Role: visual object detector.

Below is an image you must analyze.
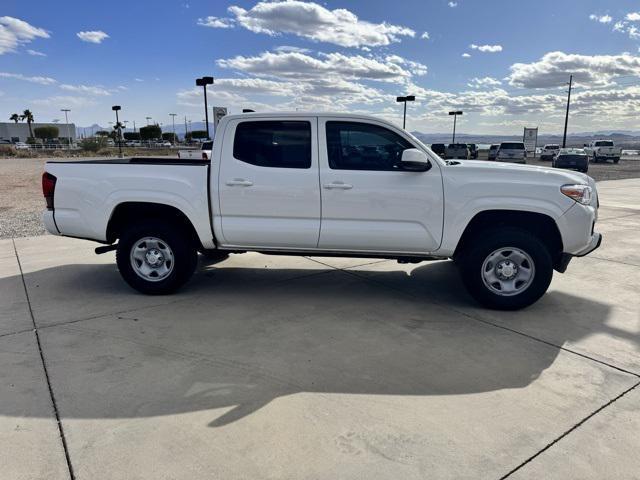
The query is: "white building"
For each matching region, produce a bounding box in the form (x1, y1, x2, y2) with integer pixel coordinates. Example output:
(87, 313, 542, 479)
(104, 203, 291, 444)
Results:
(0, 122, 76, 143)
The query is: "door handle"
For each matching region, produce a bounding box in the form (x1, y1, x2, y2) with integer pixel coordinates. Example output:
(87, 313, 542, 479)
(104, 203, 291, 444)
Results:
(226, 179, 253, 187)
(323, 182, 353, 190)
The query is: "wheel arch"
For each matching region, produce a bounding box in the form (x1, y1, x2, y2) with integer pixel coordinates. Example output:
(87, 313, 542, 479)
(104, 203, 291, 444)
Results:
(453, 210, 564, 268)
(106, 202, 203, 249)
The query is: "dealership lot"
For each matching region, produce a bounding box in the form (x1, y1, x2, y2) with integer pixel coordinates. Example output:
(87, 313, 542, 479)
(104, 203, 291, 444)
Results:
(1, 178, 639, 479)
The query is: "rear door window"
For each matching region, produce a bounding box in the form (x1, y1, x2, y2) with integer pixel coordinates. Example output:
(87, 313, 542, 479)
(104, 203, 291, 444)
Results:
(233, 121, 312, 169)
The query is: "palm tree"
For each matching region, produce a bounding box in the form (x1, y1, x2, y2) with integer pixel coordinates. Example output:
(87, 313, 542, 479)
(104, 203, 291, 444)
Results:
(112, 121, 124, 144)
(20, 109, 35, 138)
(9, 113, 20, 123)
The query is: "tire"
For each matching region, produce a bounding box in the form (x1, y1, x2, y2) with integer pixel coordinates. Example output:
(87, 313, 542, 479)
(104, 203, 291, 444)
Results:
(116, 219, 198, 295)
(457, 228, 553, 310)
(613, 157, 620, 164)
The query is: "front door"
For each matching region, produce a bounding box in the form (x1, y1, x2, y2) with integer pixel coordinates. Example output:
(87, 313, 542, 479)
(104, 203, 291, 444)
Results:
(318, 119, 444, 253)
(218, 117, 321, 248)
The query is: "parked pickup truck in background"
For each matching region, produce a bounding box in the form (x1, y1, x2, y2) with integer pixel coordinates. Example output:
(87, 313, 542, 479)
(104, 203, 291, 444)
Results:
(42, 112, 602, 310)
(178, 140, 213, 160)
(584, 140, 621, 164)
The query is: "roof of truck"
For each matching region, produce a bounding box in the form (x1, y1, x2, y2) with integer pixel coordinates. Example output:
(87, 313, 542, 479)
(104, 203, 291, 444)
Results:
(223, 112, 392, 122)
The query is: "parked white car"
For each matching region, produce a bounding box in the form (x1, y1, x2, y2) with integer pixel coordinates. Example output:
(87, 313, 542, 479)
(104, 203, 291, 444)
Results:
(496, 142, 526, 164)
(540, 144, 560, 161)
(178, 141, 213, 160)
(584, 140, 622, 164)
(445, 143, 470, 160)
(42, 112, 601, 310)
(14, 142, 30, 150)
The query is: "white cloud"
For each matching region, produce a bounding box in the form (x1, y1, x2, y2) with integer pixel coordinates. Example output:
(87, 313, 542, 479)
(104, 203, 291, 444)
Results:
(76, 30, 109, 44)
(273, 45, 311, 53)
(0, 16, 49, 54)
(26, 49, 46, 56)
(421, 31, 430, 40)
(60, 84, 111, 96)
(0, 71, 56, 85)
(461, 53, 471, 58)
(613, 19, 640, 39)
(468, 76, 502, 88)
(197, 16, 235, 28)
(626, 12, 640, 22)
(218, 1, 415, 48)
(134, 78, 144, 82)
(507, 51, 640, 88)
(217, 50, 415, 82)
(448, 2, 458, 7)
(32, 95, 98, 108)
(470, 43, 503, 53)
(589, 14, 612, 24)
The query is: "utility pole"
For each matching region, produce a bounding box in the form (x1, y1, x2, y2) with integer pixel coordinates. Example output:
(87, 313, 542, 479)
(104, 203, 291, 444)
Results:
(562, 74, 573, 148)
(61, 109, 71, 150)
(169, 113, 177, 144)
(184, 116, 188, 141)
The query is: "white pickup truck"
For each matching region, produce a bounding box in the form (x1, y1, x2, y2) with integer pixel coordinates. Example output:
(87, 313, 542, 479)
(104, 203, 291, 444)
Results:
(42, 113, 601, 310)
(177, 141, 213, 160)
(584, 140, 621, 164)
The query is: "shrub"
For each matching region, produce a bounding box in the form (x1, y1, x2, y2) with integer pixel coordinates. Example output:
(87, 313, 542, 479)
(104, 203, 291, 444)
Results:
(0, 145, 16, 157)
(80, 137, 107, 152)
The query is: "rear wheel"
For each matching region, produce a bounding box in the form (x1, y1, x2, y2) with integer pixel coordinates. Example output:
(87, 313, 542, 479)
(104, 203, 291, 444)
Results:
(613, 157, 620, 164)
(457, 228, 553, 310)
(116, 220, 197, 294)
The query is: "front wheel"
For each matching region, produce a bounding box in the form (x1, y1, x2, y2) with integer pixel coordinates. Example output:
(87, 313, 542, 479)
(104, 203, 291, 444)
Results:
(457, 228, 553, 310)
(116, 220, 198, 295)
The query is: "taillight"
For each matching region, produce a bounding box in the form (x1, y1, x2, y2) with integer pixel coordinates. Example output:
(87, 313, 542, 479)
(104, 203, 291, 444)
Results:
(42, 172, 57, 210)
(202, 151, 208, 160)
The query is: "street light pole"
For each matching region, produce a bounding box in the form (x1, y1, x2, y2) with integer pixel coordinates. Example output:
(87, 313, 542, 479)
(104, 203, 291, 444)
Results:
(562, 74, 573, 148)
(195, 76, 214, 139)
(396, 95, 415, 129)
(146, 117, 152, 126)
(61, 109, 71, 150)
(169, 113, 177, 145)
(112, 105, 123, 158)
(448, 111, 463, 143)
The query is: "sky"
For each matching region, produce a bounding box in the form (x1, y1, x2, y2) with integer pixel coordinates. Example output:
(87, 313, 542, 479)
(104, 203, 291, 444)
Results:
(1, 0, 640, 134)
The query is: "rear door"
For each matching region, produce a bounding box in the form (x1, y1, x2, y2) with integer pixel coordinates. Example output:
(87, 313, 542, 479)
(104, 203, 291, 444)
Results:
(218, 117, 321, 248)
(317, 118, 444, 253)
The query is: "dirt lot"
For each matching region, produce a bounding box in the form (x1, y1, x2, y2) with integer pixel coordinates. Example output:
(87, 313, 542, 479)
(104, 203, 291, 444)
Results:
(1, 154, 639, 239)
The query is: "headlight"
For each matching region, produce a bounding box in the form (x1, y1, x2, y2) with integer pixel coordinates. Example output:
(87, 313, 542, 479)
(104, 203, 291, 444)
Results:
(561, 184, 592, 205)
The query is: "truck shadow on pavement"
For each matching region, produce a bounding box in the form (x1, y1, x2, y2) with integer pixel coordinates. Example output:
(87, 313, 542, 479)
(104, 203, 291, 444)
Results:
(2, 257, 630, 428)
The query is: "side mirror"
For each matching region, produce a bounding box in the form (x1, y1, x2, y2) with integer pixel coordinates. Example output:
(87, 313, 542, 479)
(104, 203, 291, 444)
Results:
(401, 148, 432, 172)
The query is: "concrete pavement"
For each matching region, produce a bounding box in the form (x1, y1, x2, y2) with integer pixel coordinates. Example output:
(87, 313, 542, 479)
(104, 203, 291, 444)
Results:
(1, 179, 639, 479)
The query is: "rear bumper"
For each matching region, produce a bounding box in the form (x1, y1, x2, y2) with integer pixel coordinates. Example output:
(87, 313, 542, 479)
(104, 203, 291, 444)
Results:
(42, 210, 59, 235)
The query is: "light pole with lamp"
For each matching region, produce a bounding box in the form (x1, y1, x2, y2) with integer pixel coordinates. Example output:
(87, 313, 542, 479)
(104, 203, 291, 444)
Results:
(169, 113, 177, 145)
(61, 108, 71, 150)
(449, 111, 463, 143)
(112, 105, 123, 158)
(195, 76, 214, 139)
(396, 95, 415, 130)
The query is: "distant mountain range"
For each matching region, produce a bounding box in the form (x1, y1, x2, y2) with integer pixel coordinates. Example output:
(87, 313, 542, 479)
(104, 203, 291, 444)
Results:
(76, 122, 213, 139)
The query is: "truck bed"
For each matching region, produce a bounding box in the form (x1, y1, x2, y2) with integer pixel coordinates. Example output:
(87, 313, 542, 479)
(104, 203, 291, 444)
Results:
(48, 157, 210, 166)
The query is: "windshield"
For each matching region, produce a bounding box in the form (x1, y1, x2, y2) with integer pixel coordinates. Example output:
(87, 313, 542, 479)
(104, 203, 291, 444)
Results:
(544, 145, 559, 150)
(595, 141, 614, 147)
(500, 143, 525, 150)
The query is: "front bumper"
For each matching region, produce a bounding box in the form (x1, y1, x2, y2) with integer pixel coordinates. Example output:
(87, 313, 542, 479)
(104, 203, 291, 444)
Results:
(556, 233, 602, 273)
(575, 232, 602, 257)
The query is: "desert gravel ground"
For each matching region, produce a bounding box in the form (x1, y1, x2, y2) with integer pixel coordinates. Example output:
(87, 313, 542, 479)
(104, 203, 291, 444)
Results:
(1, 154, 639, 239)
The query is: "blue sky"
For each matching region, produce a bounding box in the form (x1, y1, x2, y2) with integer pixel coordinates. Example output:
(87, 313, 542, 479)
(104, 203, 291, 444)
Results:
(1, 0, 640, 133)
